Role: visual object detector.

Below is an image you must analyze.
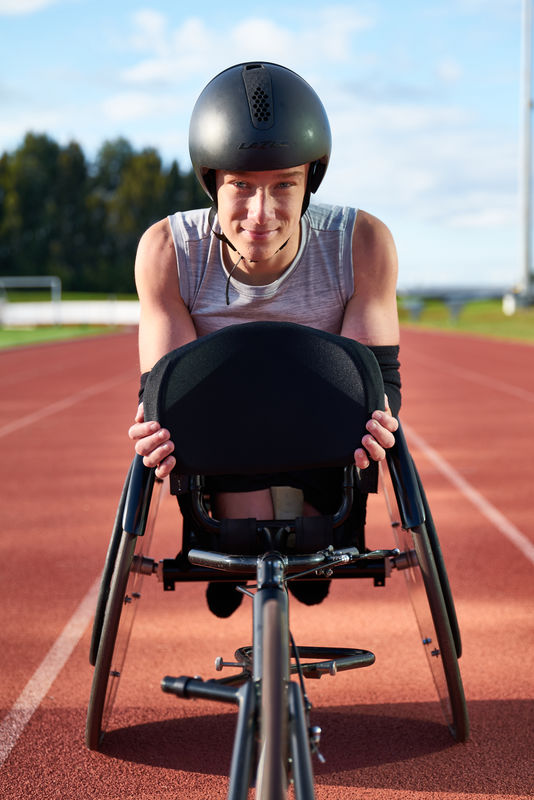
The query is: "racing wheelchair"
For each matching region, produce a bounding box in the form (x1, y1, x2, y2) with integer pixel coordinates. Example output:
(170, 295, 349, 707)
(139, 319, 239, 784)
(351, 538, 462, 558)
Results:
(85, 321, 469, 798)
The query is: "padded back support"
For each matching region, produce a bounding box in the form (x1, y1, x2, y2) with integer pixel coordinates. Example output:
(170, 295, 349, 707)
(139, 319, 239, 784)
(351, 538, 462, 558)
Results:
(143, 322, 384, 476)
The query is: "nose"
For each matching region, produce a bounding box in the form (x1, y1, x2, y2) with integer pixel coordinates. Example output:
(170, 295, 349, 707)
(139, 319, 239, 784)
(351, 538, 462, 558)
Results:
(247, 188, 274, 224)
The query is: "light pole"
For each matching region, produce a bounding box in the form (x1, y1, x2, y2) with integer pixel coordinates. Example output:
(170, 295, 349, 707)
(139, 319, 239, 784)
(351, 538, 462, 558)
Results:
(520, 0, 534, 301)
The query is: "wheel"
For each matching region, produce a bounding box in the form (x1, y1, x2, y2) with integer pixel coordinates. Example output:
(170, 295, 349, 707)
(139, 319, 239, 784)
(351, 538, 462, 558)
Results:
(403, 523, 469, 742)
(85, 477, 162, 750)
(255, 596, 290, 799)
(86, 529, 138, 749)
(89, 461, 134, 666)
(413, 463, 462, 658)
(380, 464, 469, 742)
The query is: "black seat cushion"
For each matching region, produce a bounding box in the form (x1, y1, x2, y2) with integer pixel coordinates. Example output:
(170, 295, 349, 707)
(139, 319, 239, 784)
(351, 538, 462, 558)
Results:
(143, 322, 384, 476)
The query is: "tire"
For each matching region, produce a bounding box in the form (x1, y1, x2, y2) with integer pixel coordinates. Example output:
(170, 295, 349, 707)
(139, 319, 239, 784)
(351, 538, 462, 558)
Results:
(409, 524, 470, 742)
(89, 461, 134, 666)
(85, 529, 138, 750)
(85, 475, 162, 750)
(256, 596, 290, 799)
(413, 461, 462, 658)
(380, 462, 469, 742)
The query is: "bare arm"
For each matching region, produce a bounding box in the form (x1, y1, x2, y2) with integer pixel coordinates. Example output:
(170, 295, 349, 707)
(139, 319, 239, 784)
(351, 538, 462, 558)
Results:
(341, 210, 400, 468)
(136, 218, 197, 370)
(129, 218, 197, 478)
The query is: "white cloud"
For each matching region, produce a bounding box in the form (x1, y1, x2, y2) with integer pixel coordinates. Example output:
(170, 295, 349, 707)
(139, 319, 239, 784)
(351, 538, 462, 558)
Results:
(120, 9, 374, 89)
(436, 58, 463, 83)
(130, 9, 167, 52)
(0, 109, 62, 139)
(101, 91, 182, 122)
(111, 9, 518, 243)
(320, 84, 518, 239)
(448, 206, 515, 228)
(0, 0, 59, 13)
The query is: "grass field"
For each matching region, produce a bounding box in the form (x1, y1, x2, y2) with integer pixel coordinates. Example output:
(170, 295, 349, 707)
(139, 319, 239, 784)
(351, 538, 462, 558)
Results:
(0, 295, 533, 348)
(398, 298, 534, 343)
(0, 324, 126, 348)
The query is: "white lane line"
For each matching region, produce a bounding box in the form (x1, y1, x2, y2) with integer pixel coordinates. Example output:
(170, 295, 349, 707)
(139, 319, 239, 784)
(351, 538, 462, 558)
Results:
(403, 349, 534, 404)
(0, 371, 135, 439)
(0, 575, 100, 767)
(403, 422, 534, 567)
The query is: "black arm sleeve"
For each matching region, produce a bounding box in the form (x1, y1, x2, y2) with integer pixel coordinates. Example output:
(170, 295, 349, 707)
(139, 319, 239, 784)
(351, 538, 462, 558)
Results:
(366, 345, 401, 417)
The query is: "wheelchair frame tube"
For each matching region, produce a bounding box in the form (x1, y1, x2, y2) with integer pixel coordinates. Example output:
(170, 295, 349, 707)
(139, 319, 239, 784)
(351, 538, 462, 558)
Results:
(227, 682, 257, 800)
(187, 466, 356, 534)
(289, 682, 316, 800)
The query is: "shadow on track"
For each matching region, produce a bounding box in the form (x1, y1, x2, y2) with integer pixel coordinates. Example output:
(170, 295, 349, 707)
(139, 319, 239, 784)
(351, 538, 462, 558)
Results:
(99, 699, 533, 796)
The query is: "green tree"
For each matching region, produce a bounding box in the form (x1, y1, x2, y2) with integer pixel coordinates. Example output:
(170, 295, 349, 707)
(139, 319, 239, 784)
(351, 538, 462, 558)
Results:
(105, 147, 167, 292)
(49, 141, 90, 288)
(93, 137, 134, 194)
(0, 133, 61, 277)
(0, 133, 209, 292)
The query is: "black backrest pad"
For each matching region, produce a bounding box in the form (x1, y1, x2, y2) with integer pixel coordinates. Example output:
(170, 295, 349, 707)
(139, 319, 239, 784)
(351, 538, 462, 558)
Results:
(143, 322, 384, 475)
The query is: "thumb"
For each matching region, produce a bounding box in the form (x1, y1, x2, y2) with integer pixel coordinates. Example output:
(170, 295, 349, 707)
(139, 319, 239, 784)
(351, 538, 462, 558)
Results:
(135, 402, 145, 423)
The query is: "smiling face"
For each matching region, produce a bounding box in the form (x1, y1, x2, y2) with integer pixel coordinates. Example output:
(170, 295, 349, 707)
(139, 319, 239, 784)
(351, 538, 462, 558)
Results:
(215, 165, 309, 279)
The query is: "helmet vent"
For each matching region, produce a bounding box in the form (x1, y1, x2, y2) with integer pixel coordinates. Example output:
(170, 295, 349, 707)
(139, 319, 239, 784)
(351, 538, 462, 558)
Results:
(242, 65, 274, 130)
(251, 87, 271, 123)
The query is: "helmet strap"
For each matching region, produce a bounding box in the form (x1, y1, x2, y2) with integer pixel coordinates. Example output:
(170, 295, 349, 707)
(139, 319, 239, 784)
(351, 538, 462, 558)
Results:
(225, 255, 243, 304)
(208, 205, 238, 252)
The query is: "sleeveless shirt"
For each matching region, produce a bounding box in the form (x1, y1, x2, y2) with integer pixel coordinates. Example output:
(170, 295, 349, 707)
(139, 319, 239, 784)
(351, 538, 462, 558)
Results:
(167, 203, 357, 338)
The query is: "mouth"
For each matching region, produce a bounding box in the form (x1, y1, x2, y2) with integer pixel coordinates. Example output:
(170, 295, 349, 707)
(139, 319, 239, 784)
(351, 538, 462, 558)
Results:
(240, 227, 278, 240)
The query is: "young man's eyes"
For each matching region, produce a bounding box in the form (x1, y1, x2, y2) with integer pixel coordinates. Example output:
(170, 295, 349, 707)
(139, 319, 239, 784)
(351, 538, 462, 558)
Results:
(231, 180, 295, 191)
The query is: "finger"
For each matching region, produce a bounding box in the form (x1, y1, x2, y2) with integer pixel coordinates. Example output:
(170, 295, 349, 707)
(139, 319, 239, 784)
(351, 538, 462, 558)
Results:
(360, 433, 387, 463)
(128, 420, 161, 442)
(354, 447, 370, 470)
(371, 409, 398, 432)
(155, 454, 176, 479)
(134, 402, 145, 424)
(134, 427, 172, 457)
(366, 417, 396, 448)
(140, 438, 175, 468)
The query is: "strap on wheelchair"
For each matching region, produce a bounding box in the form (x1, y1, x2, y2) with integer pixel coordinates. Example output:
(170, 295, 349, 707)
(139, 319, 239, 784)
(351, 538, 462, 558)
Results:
(220, 518, 264, 555)
(215, 516, 334, 556)
(293, 516, 334, 552)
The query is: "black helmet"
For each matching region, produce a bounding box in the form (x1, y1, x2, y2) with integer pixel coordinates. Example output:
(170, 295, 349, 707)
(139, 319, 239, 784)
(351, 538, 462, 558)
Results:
(189, 62, 331, 212)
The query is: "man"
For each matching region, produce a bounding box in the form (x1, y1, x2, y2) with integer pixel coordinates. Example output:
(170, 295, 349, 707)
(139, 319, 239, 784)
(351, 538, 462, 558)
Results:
(128, 62, 400, 615)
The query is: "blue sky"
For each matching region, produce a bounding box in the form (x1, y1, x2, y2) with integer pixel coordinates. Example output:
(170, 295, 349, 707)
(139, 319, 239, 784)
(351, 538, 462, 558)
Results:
(0, 0, 526, 289)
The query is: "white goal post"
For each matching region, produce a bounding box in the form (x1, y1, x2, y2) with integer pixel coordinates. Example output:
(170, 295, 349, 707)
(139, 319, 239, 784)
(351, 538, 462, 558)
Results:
(0, 276, 62, 302)
(0, 276, 62, 326)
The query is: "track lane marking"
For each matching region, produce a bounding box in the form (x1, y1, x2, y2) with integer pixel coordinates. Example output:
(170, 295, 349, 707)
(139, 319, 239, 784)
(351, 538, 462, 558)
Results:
(402, 349, 534, 404)
(0, 576, 100, 767)
(0, 371, 135, 439)
(404, 423, 534, 566)
(2, 416, 532, 769)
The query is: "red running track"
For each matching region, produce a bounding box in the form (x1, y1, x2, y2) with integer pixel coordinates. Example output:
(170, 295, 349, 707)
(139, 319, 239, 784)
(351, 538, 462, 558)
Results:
(0, 327, 533, 799)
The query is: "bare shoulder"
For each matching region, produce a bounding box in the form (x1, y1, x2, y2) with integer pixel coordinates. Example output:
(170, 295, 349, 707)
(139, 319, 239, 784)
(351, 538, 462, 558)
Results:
(135, 218, 179, 300)
(353, 209, 398, 287)
(136, 218, 176, 276)
(135, 218, 197, 367)
(341, 209, 399, 345)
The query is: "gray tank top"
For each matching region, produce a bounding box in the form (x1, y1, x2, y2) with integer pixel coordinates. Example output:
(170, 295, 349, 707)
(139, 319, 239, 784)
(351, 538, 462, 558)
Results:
(167, 203, 357, 337)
